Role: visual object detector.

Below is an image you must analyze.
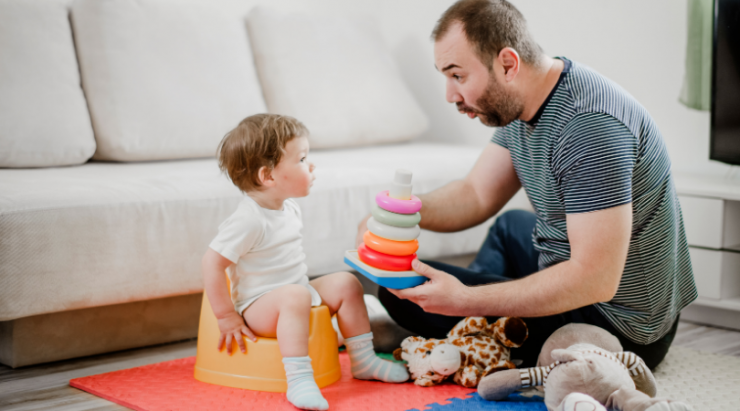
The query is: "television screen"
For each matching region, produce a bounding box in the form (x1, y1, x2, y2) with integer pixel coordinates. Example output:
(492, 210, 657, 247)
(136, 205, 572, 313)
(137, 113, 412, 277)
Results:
(710, 0, 740, 165)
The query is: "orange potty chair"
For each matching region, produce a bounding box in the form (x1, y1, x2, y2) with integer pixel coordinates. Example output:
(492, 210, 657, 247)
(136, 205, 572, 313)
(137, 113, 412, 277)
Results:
(194, 288, 341, 392)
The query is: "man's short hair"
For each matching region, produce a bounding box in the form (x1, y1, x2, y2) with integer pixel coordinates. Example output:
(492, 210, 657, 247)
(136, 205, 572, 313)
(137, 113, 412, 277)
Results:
(218, 113, 308, 193)
(432, 0, 543, 69)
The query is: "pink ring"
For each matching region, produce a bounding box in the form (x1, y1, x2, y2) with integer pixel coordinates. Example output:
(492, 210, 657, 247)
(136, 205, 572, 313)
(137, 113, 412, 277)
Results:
(375, 190, 422, 214)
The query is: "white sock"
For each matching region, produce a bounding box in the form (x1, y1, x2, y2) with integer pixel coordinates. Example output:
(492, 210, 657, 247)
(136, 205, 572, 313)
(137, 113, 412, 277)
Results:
(282, 356, 328, 411)
(344, 332, 409, 383)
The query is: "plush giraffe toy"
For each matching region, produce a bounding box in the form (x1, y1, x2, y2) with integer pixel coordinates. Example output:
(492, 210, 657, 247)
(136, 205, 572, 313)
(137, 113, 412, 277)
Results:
(393, 316, 528, 387)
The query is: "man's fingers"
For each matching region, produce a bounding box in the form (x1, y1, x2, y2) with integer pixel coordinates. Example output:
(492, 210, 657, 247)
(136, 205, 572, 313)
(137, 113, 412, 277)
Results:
(411, 259, 439, 278)
(387, 286, 421, 304)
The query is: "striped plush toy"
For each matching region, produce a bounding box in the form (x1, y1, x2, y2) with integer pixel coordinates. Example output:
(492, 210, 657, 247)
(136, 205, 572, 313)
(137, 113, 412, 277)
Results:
(478, 324, 692, 411)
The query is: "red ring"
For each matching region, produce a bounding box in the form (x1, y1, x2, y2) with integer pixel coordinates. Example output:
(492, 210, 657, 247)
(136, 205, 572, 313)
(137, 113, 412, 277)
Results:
(358, 244, 416, 271)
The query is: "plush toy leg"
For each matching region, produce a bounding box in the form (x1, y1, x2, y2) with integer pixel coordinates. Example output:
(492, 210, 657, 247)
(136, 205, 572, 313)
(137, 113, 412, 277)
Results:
(555, 393, 607, 411)
(477, 368, 524, 401)
(483, 359, 517, 376)
(605, 388, 693, 411)
(614, 352, 658, 398)
(479, 363, 554, 401)
(453, 365, 481, 388)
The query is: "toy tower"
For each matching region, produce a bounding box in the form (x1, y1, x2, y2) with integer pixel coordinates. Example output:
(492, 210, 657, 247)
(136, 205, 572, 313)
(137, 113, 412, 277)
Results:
(344, 170, 426, 289)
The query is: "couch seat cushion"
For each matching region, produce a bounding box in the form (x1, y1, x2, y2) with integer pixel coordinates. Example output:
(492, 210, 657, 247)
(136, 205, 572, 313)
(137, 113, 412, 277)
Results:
(0, 143, 525, 321)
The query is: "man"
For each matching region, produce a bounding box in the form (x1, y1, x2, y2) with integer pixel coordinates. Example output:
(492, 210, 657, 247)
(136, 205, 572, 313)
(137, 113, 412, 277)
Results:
(357, 0, 696, 369)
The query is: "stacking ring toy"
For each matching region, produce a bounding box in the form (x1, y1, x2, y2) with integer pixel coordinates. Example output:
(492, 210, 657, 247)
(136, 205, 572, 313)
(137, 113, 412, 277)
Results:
(358, 244, 416, 271)
(375, 191, 422, 214)
(363, 231, 419, 256)
(367, 217, 420, 242)
(371, 204, 421, 228)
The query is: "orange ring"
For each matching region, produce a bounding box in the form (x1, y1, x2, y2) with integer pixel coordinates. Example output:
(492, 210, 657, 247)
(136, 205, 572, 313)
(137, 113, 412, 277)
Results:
(358, 244, 416, 271)
(363, 231, 418, 256)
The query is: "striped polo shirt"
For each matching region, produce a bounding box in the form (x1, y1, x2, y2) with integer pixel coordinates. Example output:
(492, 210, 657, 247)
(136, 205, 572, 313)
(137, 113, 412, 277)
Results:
(492, 58, 697, 344)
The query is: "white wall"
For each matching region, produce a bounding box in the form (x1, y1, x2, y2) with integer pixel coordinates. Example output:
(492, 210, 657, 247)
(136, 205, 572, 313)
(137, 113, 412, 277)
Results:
(228, 0, 732, 175)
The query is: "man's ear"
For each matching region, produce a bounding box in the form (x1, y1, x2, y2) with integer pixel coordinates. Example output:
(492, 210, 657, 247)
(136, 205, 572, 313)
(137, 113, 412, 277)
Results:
(258, 166, 275, 187)
(497, 47, 520, 81)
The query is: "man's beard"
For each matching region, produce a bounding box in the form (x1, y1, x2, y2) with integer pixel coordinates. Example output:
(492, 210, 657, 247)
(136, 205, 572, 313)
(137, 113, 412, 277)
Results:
(458, 74, 523, 127)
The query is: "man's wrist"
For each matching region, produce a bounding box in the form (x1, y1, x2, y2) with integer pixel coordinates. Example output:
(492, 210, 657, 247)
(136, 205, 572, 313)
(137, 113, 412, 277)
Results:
(454, 283, 478, 316)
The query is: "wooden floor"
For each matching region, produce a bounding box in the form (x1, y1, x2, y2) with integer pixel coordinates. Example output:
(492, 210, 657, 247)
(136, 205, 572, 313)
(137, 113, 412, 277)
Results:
(0, 320, 738, 410)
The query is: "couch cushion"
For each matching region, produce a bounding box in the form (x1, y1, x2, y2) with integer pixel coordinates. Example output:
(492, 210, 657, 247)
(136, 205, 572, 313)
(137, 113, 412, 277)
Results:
(246, 7, 428, 149)
(0, 143, 531, 321)
(0, 0, 96, 168)
(71, 0, 266, 161)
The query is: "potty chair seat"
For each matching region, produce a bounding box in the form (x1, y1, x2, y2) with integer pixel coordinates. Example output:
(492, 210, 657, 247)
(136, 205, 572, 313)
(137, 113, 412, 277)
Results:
(194, 289, 341, 392)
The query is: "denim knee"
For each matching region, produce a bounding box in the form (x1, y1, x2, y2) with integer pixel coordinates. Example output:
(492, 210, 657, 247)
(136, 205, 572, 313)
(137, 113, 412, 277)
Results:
(489, 209, 535, 237)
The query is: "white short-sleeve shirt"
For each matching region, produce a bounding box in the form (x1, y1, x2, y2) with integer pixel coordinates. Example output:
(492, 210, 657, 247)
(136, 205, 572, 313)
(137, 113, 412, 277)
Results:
(209, 196, 321, 314)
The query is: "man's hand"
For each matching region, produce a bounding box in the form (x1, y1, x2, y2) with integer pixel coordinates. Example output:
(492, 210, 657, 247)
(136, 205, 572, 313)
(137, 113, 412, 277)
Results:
(387, 259, 472, 316)
(356, 214, 371, 248)
(216, 310, 257, 354)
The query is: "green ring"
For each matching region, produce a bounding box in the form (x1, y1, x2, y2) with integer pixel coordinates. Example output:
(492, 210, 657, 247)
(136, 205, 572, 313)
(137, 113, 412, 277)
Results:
(371, 204, 421, 227)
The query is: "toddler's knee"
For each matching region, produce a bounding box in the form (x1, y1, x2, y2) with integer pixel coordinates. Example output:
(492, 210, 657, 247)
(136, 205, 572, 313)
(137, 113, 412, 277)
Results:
(333, 272, 363, 295)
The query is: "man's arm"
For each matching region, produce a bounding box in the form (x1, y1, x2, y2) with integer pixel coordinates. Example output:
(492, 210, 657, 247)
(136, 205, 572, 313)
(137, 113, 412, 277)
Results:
(417, 143, 521, 232)
(389, 203, 632, 317)
(356, 143, 520, 245)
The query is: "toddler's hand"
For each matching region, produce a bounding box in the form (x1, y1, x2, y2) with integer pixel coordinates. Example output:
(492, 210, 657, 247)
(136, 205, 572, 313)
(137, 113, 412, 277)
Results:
(216, 311, 257, 354)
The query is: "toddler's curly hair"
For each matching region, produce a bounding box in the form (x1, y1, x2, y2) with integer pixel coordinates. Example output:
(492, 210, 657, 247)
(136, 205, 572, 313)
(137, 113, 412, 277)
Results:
(218, 114, 308, 193)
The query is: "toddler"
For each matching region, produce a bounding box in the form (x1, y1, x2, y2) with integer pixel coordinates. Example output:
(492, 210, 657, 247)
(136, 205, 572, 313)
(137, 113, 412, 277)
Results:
(202, 114, 409, 410)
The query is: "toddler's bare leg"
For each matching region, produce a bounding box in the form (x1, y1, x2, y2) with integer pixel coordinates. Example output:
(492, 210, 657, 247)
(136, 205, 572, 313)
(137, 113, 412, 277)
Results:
(310, 272, 370, 338)
(243, 284, 312, 357)
(311, 272, 409, 383)
(244, 285, 327, 410)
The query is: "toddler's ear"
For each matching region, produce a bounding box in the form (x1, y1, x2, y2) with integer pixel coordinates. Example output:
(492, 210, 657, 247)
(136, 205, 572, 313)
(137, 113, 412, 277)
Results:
(258, 166, 275, 187)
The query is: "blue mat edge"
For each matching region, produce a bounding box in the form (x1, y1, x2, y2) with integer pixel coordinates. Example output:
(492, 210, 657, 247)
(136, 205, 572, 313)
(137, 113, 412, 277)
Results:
(410, 392, 546, 411)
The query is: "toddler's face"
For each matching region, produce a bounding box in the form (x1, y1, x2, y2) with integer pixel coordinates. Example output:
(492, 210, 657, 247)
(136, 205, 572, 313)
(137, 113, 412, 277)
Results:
(272, 135, 315, 198)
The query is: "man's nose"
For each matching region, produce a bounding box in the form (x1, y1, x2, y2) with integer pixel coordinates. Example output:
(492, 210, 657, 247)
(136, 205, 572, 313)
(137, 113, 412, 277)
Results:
(446, 81, 462, 104)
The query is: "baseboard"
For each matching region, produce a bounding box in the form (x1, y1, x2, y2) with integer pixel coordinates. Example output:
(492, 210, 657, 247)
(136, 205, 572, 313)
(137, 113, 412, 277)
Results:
(0, 293, 202, 368)
(680, 303, 740, 331)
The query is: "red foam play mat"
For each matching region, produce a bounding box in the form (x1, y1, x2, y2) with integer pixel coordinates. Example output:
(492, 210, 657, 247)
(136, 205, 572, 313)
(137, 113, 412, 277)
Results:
(70, 352, 475, 411)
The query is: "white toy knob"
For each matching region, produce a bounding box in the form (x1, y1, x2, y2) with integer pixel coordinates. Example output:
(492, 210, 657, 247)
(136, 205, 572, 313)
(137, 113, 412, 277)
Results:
(430, 344, 461, 376)
(389, 169, 413, 200)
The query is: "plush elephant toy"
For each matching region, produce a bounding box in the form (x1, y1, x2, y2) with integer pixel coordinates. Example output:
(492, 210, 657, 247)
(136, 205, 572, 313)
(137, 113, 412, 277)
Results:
(393, 316, 528, 387)
(478, 323, 692, 411)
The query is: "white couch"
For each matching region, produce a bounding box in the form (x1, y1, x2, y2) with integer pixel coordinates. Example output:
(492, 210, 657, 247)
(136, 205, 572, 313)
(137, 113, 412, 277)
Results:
(0, 0, 529, 367)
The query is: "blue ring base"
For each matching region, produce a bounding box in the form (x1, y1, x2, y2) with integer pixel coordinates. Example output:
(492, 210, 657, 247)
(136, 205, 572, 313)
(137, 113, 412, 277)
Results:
(344, 256, 427, 289)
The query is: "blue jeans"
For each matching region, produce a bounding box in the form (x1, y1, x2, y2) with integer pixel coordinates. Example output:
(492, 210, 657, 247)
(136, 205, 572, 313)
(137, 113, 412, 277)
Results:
(378, 210, 677, 369)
